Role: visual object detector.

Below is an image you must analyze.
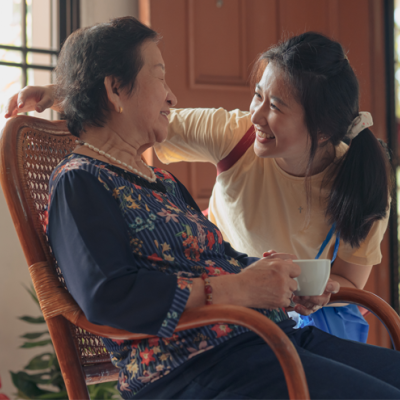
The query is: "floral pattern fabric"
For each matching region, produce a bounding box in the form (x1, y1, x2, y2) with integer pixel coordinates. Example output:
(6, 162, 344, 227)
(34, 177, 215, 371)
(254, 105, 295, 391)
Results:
(47, 154, 288, 397)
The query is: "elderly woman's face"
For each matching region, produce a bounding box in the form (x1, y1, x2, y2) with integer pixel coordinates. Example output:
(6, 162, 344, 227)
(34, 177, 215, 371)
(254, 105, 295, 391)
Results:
(121, 41, 177, 144)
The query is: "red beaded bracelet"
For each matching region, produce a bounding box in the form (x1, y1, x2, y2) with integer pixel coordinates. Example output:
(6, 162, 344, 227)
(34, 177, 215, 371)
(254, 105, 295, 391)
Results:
(201, 273, 213, 305)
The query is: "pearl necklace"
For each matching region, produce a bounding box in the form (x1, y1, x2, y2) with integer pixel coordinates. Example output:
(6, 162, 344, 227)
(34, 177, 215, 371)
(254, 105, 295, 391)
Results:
(75, 140, 157, 183)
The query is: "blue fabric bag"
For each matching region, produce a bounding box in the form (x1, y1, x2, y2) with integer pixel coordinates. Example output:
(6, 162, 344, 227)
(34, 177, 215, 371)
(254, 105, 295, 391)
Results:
(311, 304, 369, 343)
(294, 223, 369, 343)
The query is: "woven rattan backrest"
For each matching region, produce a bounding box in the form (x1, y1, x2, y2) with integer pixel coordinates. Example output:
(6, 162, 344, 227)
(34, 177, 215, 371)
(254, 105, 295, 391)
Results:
(3, 116, 112, 365)
(19, 124, 74, 277)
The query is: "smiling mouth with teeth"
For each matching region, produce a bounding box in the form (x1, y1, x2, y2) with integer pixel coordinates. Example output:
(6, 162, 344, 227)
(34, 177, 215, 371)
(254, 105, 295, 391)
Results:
(160, 111, 169, 116)
(256, 129, 275, 139)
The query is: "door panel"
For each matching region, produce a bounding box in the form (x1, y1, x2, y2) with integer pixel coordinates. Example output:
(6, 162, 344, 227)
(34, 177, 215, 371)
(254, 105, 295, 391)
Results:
(190, 0, 247, 86)
(280, 0, 334, 36)
(146, 0, 280, 205)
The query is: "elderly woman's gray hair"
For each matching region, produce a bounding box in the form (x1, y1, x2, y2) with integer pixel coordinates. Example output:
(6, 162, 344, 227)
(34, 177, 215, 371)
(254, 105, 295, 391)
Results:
(55, 16, 159, 137)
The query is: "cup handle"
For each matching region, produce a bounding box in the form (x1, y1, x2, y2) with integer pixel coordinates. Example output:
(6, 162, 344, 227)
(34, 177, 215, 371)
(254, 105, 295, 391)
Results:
(294, 277, 301, 292)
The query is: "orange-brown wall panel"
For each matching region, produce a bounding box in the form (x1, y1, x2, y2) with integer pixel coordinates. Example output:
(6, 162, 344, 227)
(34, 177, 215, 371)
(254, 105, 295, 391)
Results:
(279, 0, 334, 36)
(337, 1, 373, 113)
(245, 0, 279, 70)
(192, 0, 245, 81)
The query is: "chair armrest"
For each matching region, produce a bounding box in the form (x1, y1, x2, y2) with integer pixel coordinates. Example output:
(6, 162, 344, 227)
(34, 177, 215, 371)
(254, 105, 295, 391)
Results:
(72, 305, 309, 400)
(330, 287, 400, 350)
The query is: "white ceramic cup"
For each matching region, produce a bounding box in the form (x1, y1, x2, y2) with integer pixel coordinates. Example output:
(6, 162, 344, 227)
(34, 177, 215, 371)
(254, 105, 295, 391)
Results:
(293, 259, 331, 296)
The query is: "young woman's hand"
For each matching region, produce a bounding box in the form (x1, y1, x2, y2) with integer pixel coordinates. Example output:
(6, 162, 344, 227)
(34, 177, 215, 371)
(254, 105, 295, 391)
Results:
(292, 278, 340, 316)
(4, 84, 57, 118)
(262, 250, 296, 261)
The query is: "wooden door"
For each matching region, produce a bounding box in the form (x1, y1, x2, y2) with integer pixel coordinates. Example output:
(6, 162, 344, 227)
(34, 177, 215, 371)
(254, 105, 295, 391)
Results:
(141, 0, 282, 210)
(140, 0, 391, 348)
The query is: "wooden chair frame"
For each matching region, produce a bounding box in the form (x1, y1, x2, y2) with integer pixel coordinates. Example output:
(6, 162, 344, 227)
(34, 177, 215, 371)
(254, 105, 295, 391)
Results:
(1, 115, 400, 400)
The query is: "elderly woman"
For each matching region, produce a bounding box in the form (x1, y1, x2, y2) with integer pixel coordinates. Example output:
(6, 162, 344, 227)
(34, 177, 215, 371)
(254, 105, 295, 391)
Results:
(9, 16, 400, 400)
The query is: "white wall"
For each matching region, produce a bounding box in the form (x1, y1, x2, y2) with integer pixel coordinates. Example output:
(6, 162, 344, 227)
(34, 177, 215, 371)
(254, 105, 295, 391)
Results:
(0, 191, 45, 399)
(0, 1, 138, 397)
(0, 0, 55, 396)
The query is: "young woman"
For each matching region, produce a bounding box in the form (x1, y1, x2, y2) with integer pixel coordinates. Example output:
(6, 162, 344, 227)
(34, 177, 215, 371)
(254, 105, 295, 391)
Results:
(152, 32, 391, 341)
(4, 32, 391, 343)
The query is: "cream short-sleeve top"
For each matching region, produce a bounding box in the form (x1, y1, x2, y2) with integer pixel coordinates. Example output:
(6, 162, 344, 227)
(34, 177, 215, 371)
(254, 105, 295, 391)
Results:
(154, 108, 389, 264)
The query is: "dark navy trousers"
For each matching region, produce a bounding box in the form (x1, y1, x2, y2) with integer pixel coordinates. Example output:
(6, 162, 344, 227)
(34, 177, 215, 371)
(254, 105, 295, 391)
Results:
(167, 326, 400, 399)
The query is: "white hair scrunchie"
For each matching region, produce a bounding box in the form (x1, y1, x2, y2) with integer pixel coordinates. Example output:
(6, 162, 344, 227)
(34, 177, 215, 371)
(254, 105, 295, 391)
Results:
(346, 112, 373, 140)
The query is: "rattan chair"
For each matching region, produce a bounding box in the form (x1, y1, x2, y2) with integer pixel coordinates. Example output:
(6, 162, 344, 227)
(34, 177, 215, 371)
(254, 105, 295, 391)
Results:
(1, 115, 400, 400)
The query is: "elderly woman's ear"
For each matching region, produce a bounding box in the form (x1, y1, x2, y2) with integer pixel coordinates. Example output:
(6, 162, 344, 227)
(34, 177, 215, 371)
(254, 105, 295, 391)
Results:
(104, 75, 123, 113)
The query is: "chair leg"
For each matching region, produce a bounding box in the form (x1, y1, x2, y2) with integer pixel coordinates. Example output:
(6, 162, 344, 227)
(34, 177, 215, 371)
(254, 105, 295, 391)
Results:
(47, 316, 90, 400)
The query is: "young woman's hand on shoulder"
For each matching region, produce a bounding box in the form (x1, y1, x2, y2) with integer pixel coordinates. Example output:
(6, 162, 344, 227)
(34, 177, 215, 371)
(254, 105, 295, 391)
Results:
(5, 84, 58, 118)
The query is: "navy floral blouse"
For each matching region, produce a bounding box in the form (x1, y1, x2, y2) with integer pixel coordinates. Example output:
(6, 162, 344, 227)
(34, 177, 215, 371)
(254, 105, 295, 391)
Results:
(46, 154, 289, 397)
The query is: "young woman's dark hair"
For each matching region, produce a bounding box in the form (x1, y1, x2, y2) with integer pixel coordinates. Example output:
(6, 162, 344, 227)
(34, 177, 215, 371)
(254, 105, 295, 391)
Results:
(251, 32, 390, 247)
(55, 16, 159, 137)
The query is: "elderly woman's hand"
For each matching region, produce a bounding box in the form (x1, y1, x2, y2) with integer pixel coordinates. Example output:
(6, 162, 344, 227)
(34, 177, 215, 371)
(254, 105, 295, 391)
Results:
(292, 278, 340, 316)
(237, 255, 301, 310)
(4, 84, 57, 118)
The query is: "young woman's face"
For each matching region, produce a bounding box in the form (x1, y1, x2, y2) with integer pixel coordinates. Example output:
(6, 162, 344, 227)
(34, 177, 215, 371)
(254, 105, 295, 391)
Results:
(121, 41, 177, 145)
(250, 63, 311, 172)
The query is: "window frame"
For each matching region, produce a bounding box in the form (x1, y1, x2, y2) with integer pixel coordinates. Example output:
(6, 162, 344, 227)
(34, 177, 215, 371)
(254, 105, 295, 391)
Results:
(387, 0, 400, 313)
(0, 0, 80, 88)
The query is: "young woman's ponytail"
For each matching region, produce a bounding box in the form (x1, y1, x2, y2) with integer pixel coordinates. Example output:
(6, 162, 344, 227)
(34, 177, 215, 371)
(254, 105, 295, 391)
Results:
(326, 128, 390, 247)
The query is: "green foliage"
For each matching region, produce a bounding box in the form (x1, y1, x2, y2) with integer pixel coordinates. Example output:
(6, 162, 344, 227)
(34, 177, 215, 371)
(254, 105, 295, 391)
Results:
(19, 316, 45, 324)
(20, 332, 49, 340)
(23, 284, 40, 306)
(20, 339, 53, 349)
(10, 286, 120, 399)
(86, 382, 120, 399)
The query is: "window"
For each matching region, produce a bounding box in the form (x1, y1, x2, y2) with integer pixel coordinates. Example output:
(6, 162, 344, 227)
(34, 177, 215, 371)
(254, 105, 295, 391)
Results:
(0, 0, 80, 126)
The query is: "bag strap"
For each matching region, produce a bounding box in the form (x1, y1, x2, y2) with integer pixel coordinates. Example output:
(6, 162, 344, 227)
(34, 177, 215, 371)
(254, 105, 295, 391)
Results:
(314, 226, 369, 316)
(315, 222, 340, 264)
(216, 125, 255, 175)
